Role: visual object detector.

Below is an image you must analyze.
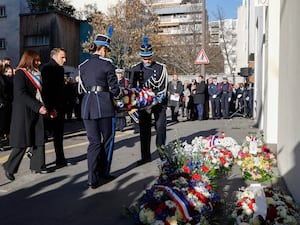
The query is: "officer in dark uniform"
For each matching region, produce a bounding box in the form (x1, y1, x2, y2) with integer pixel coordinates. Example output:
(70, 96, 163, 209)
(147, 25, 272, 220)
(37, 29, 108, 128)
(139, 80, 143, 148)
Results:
(208, 76, 221, 119)
(218, 76, 233, 119)
(78, 26, 121, 189)
(130, 36, 168, 165)
(115, 68, 128, 131)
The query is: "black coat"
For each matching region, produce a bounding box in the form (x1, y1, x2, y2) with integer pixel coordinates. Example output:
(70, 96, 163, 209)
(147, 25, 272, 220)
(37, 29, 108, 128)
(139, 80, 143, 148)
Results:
(79, 54, 120, 119)
(9, 69, 44, 148)
(0, 74, 13, 134)
(192, 81, 206, 104)
(40, 59, 65, 113)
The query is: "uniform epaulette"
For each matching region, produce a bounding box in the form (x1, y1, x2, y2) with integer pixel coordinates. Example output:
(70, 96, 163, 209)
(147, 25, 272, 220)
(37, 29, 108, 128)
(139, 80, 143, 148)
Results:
(78, 59, 89, 68)
(155, 61, 166, 67)
(99, 55, 113, 63)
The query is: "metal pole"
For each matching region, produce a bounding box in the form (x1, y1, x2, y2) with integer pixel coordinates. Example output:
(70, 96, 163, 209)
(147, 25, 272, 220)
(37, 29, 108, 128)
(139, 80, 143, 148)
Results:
(201, 0, 206, 78)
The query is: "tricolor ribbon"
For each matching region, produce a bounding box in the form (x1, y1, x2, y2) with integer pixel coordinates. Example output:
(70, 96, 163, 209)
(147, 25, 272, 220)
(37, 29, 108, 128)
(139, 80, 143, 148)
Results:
(18, 68, 42, 92)
(155, 185, 193, 222)
(209, 135, 217, 147)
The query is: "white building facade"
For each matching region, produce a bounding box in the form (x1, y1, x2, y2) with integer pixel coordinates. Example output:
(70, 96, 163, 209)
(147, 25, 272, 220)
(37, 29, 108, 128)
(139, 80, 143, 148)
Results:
(237, 0, 300, 204)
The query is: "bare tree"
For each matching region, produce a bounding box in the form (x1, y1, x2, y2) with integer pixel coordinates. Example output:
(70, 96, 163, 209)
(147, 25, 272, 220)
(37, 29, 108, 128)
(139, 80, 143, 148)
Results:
(82, 0, 160, 69)
(27, 0, 75, 16)
(213, 6, 236, 75)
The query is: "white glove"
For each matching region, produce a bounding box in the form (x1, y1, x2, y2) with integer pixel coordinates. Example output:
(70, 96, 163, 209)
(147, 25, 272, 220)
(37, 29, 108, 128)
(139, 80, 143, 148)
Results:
(212, 94, 217, 99)
(246, 96, 250, 101)
(237, 94, 242, 99)
(228, 97, 231, 102)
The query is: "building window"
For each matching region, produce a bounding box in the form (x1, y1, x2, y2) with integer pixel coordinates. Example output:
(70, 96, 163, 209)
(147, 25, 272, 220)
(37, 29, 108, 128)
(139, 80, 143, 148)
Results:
(24, 35, 50, 47)
(0, 39, 6, 49)
(0, 6, 6, 17)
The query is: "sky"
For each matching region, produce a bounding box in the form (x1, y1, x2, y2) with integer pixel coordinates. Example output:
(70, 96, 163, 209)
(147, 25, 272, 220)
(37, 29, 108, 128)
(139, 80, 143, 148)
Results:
(69, 0, 243, 20)
(206, 0, 243, 21)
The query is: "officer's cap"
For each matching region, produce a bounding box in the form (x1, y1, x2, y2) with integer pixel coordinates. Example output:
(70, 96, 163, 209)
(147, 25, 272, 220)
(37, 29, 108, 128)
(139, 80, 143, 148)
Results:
(93, 25, 114, 50)
(140, 36, 153, 58)
(115, 68, 124, 74)
(223, 76, 228, 80)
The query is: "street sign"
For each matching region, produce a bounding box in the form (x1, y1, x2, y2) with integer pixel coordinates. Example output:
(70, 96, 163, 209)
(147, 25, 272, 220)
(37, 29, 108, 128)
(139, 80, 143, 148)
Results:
(194, 49, 209, 64)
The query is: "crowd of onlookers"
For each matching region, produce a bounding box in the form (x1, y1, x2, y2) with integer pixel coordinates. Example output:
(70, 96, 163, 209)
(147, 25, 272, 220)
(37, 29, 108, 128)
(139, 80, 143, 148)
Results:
(166, 74, 254, 122)
(0, 57, 14, 151)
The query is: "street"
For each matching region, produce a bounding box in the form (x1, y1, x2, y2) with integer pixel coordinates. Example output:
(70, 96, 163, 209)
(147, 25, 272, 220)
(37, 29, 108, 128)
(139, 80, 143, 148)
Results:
(0, 113, 259, 225)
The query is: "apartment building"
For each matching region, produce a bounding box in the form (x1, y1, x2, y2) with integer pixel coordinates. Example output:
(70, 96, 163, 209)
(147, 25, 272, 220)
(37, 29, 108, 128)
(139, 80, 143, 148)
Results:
(0, 0, 80, 67)
(0, 0, 30, 67)
(209, 19, 238, 76)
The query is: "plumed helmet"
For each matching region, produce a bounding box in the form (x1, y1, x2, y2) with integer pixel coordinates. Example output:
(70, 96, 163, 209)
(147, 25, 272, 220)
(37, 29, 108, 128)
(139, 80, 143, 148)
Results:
(139, 36, 153, 58)
(93, 25, 114, 50)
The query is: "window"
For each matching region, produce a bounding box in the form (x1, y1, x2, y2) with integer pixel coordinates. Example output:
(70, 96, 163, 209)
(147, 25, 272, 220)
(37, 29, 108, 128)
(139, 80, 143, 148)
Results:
(24, 35, 49, 47)
(0, 39, 6, 49)
(0, 6, 6, 17)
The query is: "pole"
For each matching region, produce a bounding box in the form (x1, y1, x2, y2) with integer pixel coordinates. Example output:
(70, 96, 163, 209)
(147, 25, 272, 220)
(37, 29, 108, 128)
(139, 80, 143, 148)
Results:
(201, 0, 206, 78)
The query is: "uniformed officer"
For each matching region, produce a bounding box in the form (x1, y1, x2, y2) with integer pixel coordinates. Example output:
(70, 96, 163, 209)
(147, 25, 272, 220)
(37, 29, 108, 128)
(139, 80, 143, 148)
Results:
(208, 76, 221, 119)
(130, 36, 168, 165)
(78, 26, 121, 189)
(115, 68, 128, 132)
(218, 76, 233, 119)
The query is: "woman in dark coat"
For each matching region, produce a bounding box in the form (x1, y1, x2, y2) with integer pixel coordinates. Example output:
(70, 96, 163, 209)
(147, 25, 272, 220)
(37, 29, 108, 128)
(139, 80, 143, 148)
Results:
(2, 50, 49, 181)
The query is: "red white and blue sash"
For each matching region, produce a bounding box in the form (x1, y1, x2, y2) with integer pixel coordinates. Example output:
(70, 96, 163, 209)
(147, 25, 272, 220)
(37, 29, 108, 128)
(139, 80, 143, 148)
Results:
(18, 68, 42, 92)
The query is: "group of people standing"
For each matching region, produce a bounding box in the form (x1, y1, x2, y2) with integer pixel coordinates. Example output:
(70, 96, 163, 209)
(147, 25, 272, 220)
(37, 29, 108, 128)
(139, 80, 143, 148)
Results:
(2, 48, 69, 181)
(167, 75, 254, 122)
(0, 58, 14, 151)
(1, 25, 254, 191)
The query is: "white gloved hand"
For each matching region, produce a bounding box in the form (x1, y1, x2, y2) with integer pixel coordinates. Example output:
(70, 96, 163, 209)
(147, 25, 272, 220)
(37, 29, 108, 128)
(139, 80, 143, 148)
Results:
(212, 94, 217, 99)
(228, 97, 231, 102)
(237, 94, 242, 99)
(246, 96, 250, 101)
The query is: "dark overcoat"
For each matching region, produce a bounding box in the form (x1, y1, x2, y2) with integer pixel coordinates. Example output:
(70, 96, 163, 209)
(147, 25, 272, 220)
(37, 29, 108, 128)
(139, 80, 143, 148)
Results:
(9, 69, 44, 148)
(40, 59, 65, 113)
(192, 81, 206, 104)
(79, 54, 120, 119)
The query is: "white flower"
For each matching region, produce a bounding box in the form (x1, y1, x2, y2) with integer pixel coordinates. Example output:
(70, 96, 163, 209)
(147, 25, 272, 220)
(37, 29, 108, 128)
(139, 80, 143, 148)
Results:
(139, 208, 155, 224)
(166, 216, 178, 225)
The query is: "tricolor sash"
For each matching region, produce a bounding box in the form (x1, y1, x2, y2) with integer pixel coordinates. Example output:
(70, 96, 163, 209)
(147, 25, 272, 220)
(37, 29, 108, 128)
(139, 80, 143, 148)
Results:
(18, 68, 42, 92)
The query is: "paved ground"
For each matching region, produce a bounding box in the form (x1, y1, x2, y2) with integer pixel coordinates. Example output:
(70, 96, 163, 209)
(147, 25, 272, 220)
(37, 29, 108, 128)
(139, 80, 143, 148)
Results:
(0, 114, 271, 225)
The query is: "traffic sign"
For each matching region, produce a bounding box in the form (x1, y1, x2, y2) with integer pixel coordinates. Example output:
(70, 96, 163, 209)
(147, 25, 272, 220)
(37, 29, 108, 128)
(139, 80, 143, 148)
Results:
(194, 49, 209, 64)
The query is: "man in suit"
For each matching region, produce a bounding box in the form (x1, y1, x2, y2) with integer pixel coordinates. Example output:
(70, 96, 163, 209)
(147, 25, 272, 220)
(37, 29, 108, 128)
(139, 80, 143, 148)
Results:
(41, 48, 69, 168)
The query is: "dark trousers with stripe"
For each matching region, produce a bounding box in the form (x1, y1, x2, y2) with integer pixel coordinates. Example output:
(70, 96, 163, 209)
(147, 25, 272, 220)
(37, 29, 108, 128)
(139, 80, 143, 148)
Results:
(138, 104, 167, 161)
(83, 117, 115, 184)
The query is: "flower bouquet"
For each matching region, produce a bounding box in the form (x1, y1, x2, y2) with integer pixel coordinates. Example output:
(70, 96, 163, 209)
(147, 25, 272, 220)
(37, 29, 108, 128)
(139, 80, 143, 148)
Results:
(195, 133, 242, 158)
(114, 87, 158, 111)
(135, 164, 218, 225)
(231, 185, 300, 225)
(236, 134, 277, 182)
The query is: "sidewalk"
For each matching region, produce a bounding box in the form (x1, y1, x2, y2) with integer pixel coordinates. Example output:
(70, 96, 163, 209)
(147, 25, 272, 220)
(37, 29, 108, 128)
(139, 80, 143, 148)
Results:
(0, 116, 282, 225)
